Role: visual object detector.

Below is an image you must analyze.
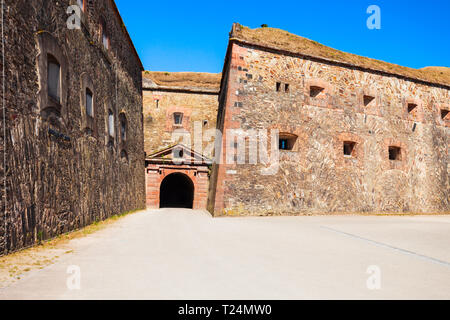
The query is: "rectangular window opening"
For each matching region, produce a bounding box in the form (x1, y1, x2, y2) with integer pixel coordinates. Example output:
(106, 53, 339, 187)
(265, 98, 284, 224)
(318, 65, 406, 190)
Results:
(285, 84, 289, 93)
(86, 88, 93, 118)
(343, 141, 356, 157)
(363, 95, 375, 106)
(174, 112, 183, 125)
(121, 122, 126, 141)
(279, 134, 297, 151)
(389, 146, 402, 161)
(120, 115, 127, 142)
(47, 55, 61, 102)
(441, 109, 449, 120)
(101, 21, 109, 50)
(407, 103, 417, 114)
(310, 86, 324, 98)
(102, 33, 109, 49)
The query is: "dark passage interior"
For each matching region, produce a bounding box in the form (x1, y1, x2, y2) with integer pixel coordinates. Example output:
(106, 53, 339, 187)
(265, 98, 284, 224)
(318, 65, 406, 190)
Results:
(160, 173, 194, 209)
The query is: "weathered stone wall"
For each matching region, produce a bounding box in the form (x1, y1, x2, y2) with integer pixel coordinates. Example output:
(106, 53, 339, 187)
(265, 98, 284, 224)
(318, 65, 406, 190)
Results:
(209, 41, 450, 216)
(0, 0, 145, 255)
(142, 76, 219, 211)
(143, 88, 218, 157)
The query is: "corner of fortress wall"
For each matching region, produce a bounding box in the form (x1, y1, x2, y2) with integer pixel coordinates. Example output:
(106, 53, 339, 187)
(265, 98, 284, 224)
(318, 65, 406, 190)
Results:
(211, 40, 450, 216)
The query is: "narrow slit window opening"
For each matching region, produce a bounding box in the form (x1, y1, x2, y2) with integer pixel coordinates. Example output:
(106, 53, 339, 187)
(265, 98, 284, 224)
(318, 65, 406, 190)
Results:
(120, 149, 128, 161)
(101, 21, 109, 50)
(276, 82, 281, 92)
(120, 114, 127, 142)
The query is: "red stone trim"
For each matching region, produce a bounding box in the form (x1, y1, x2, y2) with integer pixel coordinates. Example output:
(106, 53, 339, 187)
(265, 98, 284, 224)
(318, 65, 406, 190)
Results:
(210, 43, 248, 215)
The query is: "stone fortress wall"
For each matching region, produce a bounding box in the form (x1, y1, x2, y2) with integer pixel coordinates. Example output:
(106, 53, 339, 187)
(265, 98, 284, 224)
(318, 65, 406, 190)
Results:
(1, 4, 448, 257)
(142, 72, 220, 210)
(0, 0, 146, 254)
(208, 24, 450, 216)
(142, 71, 220, 157)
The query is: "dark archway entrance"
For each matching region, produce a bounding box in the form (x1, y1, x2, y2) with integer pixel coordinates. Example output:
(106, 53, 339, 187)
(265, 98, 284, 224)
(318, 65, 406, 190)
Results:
(159, 173, 194, 208)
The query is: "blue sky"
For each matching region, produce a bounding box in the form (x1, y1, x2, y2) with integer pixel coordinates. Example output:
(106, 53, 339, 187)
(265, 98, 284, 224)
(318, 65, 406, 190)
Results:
(115, 0, 450, 73)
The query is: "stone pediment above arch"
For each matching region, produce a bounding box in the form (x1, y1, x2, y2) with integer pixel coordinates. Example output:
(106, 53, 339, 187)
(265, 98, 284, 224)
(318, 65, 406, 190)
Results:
(146, 144, 212, 165)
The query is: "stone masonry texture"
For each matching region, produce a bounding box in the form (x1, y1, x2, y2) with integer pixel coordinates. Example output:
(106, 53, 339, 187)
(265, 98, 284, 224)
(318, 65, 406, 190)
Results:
(208, 24, 450, 216)
(142, 72, 220, 157)
(142, 72, 219, 210)
(0, 0, 145, 254)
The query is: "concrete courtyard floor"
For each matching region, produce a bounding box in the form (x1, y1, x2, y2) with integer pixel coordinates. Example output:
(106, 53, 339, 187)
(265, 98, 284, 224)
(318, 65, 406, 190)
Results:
(0, 208, 449, 300)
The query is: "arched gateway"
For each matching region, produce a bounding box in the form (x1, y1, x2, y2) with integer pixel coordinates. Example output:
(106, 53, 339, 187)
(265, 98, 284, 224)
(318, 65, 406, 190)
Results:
(159, 173, 194, 208)
(145, 144, 212, 210)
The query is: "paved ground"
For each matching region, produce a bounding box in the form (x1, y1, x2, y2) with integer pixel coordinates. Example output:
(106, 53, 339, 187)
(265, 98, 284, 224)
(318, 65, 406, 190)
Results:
(0, 209, 449, 299)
